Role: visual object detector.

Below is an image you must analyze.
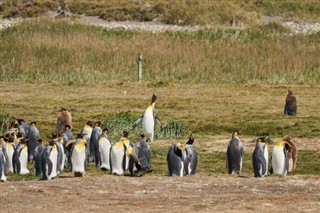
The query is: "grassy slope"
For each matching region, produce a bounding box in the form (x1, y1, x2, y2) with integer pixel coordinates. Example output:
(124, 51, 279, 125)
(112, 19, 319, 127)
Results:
(0, 19, 319, 84)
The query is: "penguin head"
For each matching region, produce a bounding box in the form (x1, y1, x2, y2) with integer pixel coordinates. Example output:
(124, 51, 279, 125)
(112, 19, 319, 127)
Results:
(59, 107, 67, 112)
(76, 133, 86, 139)
(16, 119, 25, 125)
(287, 89, 293, 95)
(151, 93, 157, 104)
(65, 125, 71, 130)
(122, 130, 129, 138)
(186, 135, 194, 145)
(48, 139, 55, 146)
(257, 136, 270, 143)
(37, 139, 43, 144)
(282, 135, 293, 143)
(86, 121, 94, 127)
(140, 134, 145, 139)
(51, 132, 58, 139)
(95, 121, 102, 127)
(174, 143, 186, 160)
(232, 130, 241, 138)
(30, 121, 37, 126)
(102, 128, 109, 134)
(0, 135, 5, 142)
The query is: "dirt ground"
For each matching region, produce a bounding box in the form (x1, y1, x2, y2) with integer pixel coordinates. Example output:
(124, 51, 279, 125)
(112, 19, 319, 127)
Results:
(1, 173, 320, 213)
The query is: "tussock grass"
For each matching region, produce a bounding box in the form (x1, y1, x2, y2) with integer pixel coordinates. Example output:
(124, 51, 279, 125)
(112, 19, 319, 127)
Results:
(1, 19, 319, 84)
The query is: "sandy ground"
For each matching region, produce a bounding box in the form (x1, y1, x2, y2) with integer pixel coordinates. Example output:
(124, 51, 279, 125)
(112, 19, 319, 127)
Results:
(1, 174, 320, 213)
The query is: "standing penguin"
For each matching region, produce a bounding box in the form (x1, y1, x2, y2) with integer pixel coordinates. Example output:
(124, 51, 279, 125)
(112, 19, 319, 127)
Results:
(71, 133, 87, 177)
(0, 138, 9, 182)
(90, 121, 102, 165)
(12, 138, 30, 174)
(167, 143, 187, 177)
(128, 134, 152, 176)
(80, 121, 93, 163)
(184, 136, 198, 176)
(41, 140, 58, 180)
(270, 141, 291, 176)
(110, 131, 133, 176)
(98, 128, 112, 170)
(284, 89, 297, 116)
(252, 137, 269, 177)
(226, 131, 245, 175)
(282, 135, 297, 173)
(33, 139, 45, 177)
(3, 132, 16, 173)
(16, 119, 29, 139)
(62, 125, 74, 169)
(56, 107, 72, 136)
(132, 94, 162, 142)
(26, 121, 40, 162)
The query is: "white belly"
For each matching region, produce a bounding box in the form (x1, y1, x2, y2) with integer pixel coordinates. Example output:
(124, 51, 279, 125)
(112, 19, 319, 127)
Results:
(142, 108, 154, 141)
(71, 145, 86, 175)
(272, 148, 287, 176)
(56, 143, 66, 173)
(19, 146, 30, 175)
(6, 143, 14, 173)
(99, 138, 112, 170)
(264, 147, 269, 176)
(48, 148, 58, 179)
(110, 146, 125, 175)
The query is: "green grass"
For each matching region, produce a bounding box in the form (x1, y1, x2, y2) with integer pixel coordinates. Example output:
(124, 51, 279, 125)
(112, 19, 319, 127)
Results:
(0, 19, 319, 84)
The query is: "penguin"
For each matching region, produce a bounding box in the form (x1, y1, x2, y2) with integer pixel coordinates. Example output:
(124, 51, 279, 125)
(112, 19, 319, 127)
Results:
(252, 137, 269, 177)
(41, 140, 58, 180)
(270, 141, 291, 176)
(53, 133, 66, 175)
(56, 107, 72, 136)
(33, 139, 45, 177)
(132, 93, 162, 142)
(62, 124, 74, 169)
(3, 132, 16, 173)
(184, 136, 198, 176)
(282, 135, 297, 173)
(128, 134, 152, 176)
(0, 138, 9, 182)
(167, 143, 187, 177)
(226, 131, 245, 175)
(12, 138, 30, 174)
(71, 133, 87, 177)
(110, 131, 133, 176)
(98, 128, 112, 171)
(80, 121, 93, 163)
(16, 119, 29, 139)
(284, 89, 297, 116)
(90, 121, 102, 166)
(26, 121, 40, 162)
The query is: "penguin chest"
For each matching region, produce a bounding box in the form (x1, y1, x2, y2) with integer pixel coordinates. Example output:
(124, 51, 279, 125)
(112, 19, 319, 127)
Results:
(0, 151, 7, 182)
(99, 138, 112, 169)
(272, 147, 287, 176)
(110, 144, 126, 175)
(48, 146, 58, 178)
(6, 143, 14, 172)
(72, 143, 86, 173)
(142, 107, 155, 136)
(19, 146, 30, 175)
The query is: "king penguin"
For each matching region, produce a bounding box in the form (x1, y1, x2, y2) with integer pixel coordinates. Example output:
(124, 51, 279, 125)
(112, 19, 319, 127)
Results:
(252, 137, 269, 177)
(167, 143, 187, 177)
(282, 135, 297, 173)
(3, 131, 16, 173)
(91, 121, 102, 166)
(184, 136, 198, 176)
(33, 139, 45, 177)
(71, 133, 87, 177)
(132, 94, 162, 142)
(56, 107, 72, 136)
(80, 121, 93, 163)
(284, 89, 297, 116)
(62, 124, 74, 169)
(128, 134, 152, 176)
(270, 141, 291, 176)
(0, 138, 9, 182)
(98, 128, 113, 171)
(12, 138, 30, 174)
(26, 121, 40, 162)
(110, 131, 133, 176)
(226, 131, 245, 175)
(41, 139, 58, 180)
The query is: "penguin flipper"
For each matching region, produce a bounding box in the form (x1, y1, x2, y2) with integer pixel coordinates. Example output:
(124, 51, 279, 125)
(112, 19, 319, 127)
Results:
(132, 116, 143, 129)
(155, 115, 163, 130)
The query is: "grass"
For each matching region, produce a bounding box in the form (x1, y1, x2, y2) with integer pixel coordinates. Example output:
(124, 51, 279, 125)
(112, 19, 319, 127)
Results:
(0, 19, 319, 84)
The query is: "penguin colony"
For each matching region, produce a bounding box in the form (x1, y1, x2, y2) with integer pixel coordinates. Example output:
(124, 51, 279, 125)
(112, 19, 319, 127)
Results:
(0, 91, 298, 182)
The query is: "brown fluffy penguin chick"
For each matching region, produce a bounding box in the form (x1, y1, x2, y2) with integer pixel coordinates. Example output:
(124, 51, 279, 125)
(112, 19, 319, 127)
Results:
(283, 135, 297, 173)
(57, 107, 72, 136)
(284, 90, 297, 116)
